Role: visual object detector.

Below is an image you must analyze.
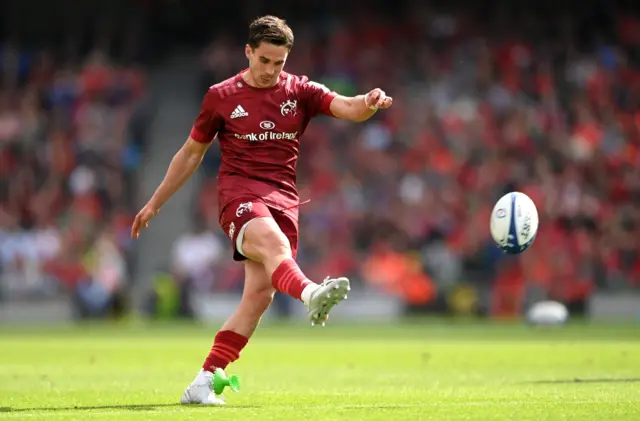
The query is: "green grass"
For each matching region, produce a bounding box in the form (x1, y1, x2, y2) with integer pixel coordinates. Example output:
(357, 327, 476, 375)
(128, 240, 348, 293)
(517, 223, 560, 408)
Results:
(0, 319, 639, 420)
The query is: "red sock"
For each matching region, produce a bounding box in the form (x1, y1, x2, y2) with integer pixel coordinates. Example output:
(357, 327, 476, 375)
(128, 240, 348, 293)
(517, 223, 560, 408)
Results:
(271, 258, 313, 300)
(202, 330, 249, 373)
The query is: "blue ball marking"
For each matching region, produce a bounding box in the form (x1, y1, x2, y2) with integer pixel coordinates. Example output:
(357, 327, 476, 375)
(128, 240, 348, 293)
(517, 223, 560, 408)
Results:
(497, 193, 536, 255)
(498, 193, 537, 254)
(499, 193, 519, 254)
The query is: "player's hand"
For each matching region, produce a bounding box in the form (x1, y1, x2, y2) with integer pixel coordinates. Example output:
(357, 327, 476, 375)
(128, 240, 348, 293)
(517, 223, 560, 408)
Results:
(365, 88, 393, 110)
(131, 203, 160, 239)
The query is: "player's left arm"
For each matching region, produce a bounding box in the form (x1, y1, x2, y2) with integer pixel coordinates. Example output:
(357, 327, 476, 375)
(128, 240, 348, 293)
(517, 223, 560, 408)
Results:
(328, 89, 393, 122)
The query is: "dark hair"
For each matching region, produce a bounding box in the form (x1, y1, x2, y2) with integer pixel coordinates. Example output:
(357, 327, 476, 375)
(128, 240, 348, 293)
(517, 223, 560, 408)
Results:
(248, 15, 294, 50)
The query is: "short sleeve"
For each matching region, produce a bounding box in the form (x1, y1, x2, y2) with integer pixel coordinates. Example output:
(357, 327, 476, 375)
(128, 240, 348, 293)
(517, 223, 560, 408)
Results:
(190, 88, 223, 144)
(297, 77, 337, 118)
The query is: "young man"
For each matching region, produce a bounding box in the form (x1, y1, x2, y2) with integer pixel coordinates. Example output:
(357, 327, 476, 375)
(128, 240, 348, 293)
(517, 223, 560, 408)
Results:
(131, 15, 393, 405)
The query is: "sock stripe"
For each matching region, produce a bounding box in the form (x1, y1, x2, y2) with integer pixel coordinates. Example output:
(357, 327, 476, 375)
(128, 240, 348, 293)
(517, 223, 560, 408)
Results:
(224, 336, 249, 348)
(202, 330, 249, 373)
(216, 343, 239, 355)
(271, 258, 314, 301)
(214, 348, 237, 362)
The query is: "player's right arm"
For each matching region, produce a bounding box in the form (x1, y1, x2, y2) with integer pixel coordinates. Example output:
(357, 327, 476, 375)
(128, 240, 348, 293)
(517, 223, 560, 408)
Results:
(131, 88, 222, 239)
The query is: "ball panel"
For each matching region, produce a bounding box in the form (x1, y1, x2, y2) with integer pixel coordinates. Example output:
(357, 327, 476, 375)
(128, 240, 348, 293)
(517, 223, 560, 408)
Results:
(513, 192, 538, 252)
(502, 192, 521, 254)
(490, 191, 539, 254)
(490, 194, 513, 251)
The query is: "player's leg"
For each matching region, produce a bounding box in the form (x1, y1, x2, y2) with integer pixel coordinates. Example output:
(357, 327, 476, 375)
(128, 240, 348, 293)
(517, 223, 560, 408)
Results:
(181, 260, 272, 405)
(181, 199, 350, 405)
(216, 259, 274, 336)
(202, 259, 273, 369)
(240, 209, 350, 326)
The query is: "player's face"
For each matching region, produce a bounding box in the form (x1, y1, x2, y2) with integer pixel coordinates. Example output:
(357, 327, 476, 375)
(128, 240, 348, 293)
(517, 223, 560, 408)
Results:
(245, 42, 288, 88)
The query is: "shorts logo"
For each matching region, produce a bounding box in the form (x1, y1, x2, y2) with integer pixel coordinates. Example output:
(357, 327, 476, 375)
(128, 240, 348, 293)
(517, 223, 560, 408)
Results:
(260, 121, 275, 130)
(236, 202, 253, 217)
(228, 222, 235, 239)
(496, 208, 507, 219)
(280, 100, 297, 117)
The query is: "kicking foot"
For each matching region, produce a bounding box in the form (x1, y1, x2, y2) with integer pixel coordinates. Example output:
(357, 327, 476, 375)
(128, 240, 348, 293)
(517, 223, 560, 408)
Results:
(180, 369, 226, 405)
(306, 277, 350, 326)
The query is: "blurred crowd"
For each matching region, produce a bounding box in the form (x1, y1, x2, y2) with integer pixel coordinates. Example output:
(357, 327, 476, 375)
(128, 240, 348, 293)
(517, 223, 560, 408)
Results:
(1, 0, 639, 319)
(184, 4, 640, 316)
(0, 44, 151, 316)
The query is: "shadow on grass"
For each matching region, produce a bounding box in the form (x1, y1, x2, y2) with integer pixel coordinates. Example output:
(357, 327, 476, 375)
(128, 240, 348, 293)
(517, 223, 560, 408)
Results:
(0, 403, 259, 413)
(0, 403, 418, 413)
(525, 377, 640, 385)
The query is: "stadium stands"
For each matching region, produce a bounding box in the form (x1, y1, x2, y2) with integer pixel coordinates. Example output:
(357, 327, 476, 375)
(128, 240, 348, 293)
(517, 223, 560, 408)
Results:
(191, 4, 640, 317)
(2, 0, 638, 319)
(0, 46, 150, 317)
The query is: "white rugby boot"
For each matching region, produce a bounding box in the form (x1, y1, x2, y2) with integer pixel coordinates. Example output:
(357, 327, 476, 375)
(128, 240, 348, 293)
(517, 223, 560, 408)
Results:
(180, 369, 226, 405)
(302, 277, 351, 326)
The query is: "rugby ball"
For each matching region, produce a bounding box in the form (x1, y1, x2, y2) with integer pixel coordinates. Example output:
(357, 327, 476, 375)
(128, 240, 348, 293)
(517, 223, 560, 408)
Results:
(490, 192, 539, 254)
(526, 301, 569, 325)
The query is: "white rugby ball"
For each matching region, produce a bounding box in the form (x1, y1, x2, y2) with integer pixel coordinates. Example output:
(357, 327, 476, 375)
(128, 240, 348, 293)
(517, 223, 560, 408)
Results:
(526, 301, 569, 325)
(490, 192, 539, 254)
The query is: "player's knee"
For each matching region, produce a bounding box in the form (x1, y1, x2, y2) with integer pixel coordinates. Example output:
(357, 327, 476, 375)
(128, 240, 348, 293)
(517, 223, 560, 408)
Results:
(241, 218, 291, 262)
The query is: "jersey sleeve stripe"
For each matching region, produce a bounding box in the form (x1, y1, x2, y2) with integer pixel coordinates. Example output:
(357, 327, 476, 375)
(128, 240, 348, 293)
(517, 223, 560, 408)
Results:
(319, 92, 337, 117)
(190, 126, 213, 143)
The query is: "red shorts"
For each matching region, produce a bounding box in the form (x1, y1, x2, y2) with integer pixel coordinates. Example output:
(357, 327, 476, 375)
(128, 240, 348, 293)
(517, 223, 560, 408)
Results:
(219, 197, 299, 262)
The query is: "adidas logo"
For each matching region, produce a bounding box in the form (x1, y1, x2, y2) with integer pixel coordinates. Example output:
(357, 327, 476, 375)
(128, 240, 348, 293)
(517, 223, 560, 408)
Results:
(230, 105, 248, 119)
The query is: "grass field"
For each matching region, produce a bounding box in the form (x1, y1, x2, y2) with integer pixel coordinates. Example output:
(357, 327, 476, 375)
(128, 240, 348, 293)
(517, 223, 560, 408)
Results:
(0, 319, 638, 420)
